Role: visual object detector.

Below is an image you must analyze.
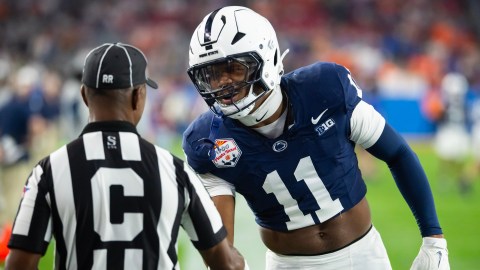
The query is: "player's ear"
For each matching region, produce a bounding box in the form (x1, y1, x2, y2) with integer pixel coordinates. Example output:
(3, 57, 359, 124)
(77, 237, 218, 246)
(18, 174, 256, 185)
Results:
(80, 85, 89, 107)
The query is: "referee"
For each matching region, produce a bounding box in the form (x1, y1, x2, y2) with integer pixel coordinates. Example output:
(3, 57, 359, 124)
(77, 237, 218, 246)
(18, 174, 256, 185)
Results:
(5, 43, 247, 270)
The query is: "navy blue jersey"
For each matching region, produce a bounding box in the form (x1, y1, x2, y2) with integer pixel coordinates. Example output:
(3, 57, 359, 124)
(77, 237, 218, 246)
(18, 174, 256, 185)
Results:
(183, 62, 365, 232)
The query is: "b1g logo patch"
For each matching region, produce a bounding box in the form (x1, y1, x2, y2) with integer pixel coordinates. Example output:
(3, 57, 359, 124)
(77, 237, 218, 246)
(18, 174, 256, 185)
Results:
(315, 118, 335, 136)
(212, 139, 242, 168)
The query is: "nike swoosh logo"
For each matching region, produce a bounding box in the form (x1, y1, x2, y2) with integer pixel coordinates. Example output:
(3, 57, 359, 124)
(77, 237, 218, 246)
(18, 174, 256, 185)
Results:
(436, 251, 442, 268)
(256, 111, 268, 122)
(311, 108, 328, 125)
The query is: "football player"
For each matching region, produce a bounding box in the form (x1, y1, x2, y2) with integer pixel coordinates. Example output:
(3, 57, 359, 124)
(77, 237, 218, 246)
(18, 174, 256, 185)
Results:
(470, 98, 480, 185)
(433, 73, 472, 194)
(183, 6, 449, 270)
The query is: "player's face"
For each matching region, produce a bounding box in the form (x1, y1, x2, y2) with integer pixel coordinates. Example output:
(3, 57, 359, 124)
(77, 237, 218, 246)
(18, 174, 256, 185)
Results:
(190, 55, 261, 108)
(206, 60, 250, 105)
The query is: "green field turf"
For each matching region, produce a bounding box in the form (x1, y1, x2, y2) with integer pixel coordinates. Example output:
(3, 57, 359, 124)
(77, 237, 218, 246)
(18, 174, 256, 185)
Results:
(366, 142, 480, 269)
(2, 141, 478, 270)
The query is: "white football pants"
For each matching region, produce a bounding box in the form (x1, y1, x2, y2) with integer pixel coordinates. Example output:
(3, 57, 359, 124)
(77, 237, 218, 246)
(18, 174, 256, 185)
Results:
(265, 225, 392, 270)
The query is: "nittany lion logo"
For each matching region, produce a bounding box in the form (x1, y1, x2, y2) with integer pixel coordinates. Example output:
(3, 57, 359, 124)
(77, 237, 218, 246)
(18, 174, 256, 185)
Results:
(212, 139, 242, 168)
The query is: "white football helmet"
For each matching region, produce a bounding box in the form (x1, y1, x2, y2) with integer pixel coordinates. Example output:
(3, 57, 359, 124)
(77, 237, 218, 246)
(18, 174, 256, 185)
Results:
(441, 72, 468, 97)
(188, 6, 286, 119)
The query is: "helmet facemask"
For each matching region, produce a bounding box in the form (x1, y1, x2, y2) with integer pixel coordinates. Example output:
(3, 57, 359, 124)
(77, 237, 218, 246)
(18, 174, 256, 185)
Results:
(188, 52, 268, 117)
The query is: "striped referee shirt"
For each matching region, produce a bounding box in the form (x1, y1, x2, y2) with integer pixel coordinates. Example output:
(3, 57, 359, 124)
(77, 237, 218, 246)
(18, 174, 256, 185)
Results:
(8, 121, 227, 270)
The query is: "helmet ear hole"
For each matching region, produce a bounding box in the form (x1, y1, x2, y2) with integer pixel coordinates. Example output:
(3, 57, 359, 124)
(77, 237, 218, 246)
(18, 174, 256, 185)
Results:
(252, 83, 264, 95)
(274, 49, 278, 66)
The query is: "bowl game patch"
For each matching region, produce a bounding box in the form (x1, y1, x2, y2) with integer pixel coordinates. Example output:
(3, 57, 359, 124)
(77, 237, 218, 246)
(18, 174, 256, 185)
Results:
(212, 138, 242, 168)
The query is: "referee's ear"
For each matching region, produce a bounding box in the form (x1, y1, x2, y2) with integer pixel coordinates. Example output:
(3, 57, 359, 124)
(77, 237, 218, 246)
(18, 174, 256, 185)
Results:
(131, 84, 146, 111)
(80, 85, 89, 107)
(131, 87, 139, 111)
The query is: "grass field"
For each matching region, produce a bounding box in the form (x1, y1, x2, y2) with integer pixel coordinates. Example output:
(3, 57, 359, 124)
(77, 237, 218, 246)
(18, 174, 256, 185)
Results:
(365, 142, 480, 269)
(3, 141, 479, 269)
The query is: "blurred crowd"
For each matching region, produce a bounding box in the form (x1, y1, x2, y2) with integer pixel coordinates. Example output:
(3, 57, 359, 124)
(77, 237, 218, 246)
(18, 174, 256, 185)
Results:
(0, 0, 480, 147)
(0, 0, 480, 222)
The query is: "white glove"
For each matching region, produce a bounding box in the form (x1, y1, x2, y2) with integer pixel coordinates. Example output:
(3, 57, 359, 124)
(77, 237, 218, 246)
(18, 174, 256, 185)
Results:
(410, 237, 450, 270)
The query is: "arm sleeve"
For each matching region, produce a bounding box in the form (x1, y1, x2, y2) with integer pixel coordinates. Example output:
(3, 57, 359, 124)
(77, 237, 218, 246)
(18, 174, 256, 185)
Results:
(366, 123, 443, 237)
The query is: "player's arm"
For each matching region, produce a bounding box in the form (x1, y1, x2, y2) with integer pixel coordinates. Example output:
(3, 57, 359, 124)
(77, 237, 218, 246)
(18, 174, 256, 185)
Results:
(198, 173, 237, 245)
(350, 98, 442, 237)
(363, 122, 443, 238)
(339, 61, 441, 238)
(180, 163, 247, 269)
(5, 249, 41, 270)
(200, 195, 245, 269)
(350, 100, 449, 270)
(212, 195, 236, 245)
(200, 238, 247, 270)
(366, 123, 450, 270)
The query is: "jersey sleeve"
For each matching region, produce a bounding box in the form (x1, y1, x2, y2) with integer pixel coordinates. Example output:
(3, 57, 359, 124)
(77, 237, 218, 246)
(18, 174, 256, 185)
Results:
(336, 63, 442, 236)
(182, 112, 217, 174)
(8, 161, 52, 255)
(333, 63, 362, 113)
(350, 100, 386, 149)
(198, 172, 236, 197)
(330, 63, 386, 148)
(177, 158, 227, 250)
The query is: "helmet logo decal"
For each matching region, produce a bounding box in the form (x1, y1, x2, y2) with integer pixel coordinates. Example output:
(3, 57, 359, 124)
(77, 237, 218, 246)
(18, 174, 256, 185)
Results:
(199, 50, 219, 59)
(212, 139, 242, 168)
(204, 8, 222, 43)
(231, 32, 245, 45)
(202, 8, 248, 49)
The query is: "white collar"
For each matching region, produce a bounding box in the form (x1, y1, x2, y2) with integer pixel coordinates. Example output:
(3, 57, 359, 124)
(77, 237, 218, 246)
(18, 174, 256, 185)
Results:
(252, 106, 288, 139)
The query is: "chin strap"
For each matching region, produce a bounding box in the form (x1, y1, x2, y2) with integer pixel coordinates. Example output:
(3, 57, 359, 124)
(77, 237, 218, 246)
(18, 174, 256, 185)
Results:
(238, 85, 283, 127)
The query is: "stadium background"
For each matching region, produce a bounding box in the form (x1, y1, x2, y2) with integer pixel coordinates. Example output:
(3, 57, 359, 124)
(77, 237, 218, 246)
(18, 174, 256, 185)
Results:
(0, 0, 479, 269)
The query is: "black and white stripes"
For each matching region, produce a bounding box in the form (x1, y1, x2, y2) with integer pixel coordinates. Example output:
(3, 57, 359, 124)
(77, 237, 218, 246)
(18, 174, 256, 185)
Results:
(8, 121, 226, 270)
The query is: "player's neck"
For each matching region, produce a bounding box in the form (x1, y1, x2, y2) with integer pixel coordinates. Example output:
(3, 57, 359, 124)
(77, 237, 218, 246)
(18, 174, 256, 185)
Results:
(251, 94, 286, 128)
(239, 87, 285, 128)
(252, 104, 288, 139)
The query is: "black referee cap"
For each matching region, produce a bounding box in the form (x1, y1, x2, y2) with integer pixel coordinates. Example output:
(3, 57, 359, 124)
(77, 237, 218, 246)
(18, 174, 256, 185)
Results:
(82, 42, 158, 90)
